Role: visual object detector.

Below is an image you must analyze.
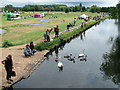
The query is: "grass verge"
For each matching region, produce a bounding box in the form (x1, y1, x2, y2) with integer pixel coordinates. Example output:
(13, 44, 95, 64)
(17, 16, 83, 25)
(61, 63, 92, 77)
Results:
(35, 17, 109, 51)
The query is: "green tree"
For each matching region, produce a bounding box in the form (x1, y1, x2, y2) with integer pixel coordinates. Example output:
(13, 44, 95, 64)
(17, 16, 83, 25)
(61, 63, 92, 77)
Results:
(4, 4, 14, 12)
(23, 5, 30, 11)
(34, 5, 38, 11)
(109, 7, 117, 18)
(117, 3, 120, 20)
(65, 7, 69, 13)
(82, 6, 86, 12)
(89, 5, 100, 13)
(79, 3, 82, 12)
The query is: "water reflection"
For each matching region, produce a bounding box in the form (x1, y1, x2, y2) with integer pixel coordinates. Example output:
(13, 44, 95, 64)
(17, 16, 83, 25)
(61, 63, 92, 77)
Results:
(55, 48, 59, 62)
(80, 31, 86, 40)
(100, 17, 120, 85)
(80, 34, 83, 40)
(100, 37, 120, 83)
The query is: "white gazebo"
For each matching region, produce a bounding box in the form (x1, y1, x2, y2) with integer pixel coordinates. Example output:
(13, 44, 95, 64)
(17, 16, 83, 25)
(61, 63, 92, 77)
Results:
(80, 14, 88, 19)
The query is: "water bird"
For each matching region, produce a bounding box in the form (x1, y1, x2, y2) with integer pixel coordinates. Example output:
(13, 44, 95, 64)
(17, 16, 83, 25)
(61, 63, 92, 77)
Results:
(68, 57, 75, 61)
(64, 54, 72, 58)
(58, 61, 63, 71)
(55, 57, 61, 62)
(78, 49, 87, 61)
(58, 61, 63, 67)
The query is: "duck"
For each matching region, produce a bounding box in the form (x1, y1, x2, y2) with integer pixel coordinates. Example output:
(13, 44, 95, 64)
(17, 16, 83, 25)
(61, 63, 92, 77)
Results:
(68, 57, 75, 61)
(64, 54, 72, 58)
(64, 55, 70, 58)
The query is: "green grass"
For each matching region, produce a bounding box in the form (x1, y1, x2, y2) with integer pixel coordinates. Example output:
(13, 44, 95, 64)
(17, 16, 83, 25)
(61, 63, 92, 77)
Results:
(1, 12, 102, 46)
(35, 16, 109, 51)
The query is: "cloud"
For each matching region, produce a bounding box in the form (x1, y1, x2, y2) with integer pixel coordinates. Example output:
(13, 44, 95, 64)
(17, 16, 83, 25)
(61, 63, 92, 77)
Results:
(1, 0, 119, 7)
(2, 0, 119, 2)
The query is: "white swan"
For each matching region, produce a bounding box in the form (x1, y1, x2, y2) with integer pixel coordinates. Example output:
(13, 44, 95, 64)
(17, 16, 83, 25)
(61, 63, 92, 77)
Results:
(58, 61, 63, 71)
(58, 61, 63, 68)
(78, 49, 87, 60)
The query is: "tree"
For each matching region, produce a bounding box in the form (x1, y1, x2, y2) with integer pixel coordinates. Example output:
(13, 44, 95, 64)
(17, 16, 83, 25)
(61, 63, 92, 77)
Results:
(82, 6, 86, 12)
(89, 5, 101, 13)
(23, 5, 31, 11)
(109, 7, 117, 18)
(65, 7, 69, 13)
(117, 3, 120, 20)
(4, 4, 14, 12)
(34, 5, 38, 11)
(100, 37, 120, 84)
(79, 3, 82, 12)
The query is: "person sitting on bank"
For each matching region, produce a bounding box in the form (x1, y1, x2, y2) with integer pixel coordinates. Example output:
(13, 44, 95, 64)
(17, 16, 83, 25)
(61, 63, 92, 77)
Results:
(54, 25, 59, 37)
(46, 28, 52, 42)
(24, 44, 33, 57)
(1, 55, 14, 84)
(30, 42, 37, 54)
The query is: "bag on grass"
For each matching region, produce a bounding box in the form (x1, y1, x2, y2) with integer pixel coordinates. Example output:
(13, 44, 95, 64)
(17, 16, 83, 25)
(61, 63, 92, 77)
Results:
(11, 71, 16, 77)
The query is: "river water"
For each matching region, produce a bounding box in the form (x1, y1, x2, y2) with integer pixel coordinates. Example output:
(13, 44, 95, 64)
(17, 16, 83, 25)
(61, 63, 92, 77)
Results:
(13, 19, 119, 88)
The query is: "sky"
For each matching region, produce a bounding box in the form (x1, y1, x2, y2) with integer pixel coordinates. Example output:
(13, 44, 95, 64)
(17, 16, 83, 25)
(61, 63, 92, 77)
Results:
(0, 0, 119, 7)
(1, 0, 119, 2)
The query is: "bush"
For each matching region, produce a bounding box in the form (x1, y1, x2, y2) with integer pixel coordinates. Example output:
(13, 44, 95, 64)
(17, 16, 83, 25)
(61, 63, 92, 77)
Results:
(2, 40, 13, 47)
(65, 8, 69, 13)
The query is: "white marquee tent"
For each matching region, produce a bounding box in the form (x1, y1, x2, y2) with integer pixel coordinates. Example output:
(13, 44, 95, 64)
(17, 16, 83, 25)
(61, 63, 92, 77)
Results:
(80, 14, 88, 19)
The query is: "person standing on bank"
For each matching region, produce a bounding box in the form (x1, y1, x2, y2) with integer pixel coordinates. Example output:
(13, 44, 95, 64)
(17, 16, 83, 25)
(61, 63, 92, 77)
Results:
(2, 55, 14, 83)
(54, 25, 59, 37)
(74, 18, 77, 25)
(46, 28, 52, 42)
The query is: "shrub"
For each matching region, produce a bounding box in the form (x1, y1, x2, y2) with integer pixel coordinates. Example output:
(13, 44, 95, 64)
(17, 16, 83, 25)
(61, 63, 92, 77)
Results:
(2, 40, 13, 47)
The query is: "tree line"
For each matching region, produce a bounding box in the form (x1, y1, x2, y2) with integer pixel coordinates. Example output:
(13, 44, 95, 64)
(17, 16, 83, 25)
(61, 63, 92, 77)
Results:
(3, 3, 118, 14)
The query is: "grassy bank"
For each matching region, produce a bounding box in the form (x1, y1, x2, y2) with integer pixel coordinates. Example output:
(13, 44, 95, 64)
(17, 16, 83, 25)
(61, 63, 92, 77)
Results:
(35, 16, 108, 51)
(1, 12, 99, 47)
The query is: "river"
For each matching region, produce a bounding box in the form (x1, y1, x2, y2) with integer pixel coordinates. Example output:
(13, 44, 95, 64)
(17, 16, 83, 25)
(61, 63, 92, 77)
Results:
(13, 19, 119, 88)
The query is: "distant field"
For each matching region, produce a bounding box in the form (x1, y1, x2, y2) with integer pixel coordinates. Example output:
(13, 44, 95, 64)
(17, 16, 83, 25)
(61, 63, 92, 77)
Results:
(0, 12, 100, 46)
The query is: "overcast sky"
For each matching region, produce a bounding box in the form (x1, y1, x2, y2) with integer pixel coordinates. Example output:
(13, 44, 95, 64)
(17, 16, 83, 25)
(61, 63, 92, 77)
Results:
(1, 0, 119, 7)
(1, 0, 119, 2)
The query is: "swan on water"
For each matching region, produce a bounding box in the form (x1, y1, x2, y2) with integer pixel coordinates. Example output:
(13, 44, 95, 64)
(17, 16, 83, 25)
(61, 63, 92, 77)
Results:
(58, 61, 63, 68)
(78, 49, 87, 61)
(58, 61, 63, 71)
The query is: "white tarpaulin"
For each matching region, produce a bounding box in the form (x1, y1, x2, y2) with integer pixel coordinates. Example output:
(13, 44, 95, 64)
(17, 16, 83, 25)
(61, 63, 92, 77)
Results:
(80, 14, 88, 19)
